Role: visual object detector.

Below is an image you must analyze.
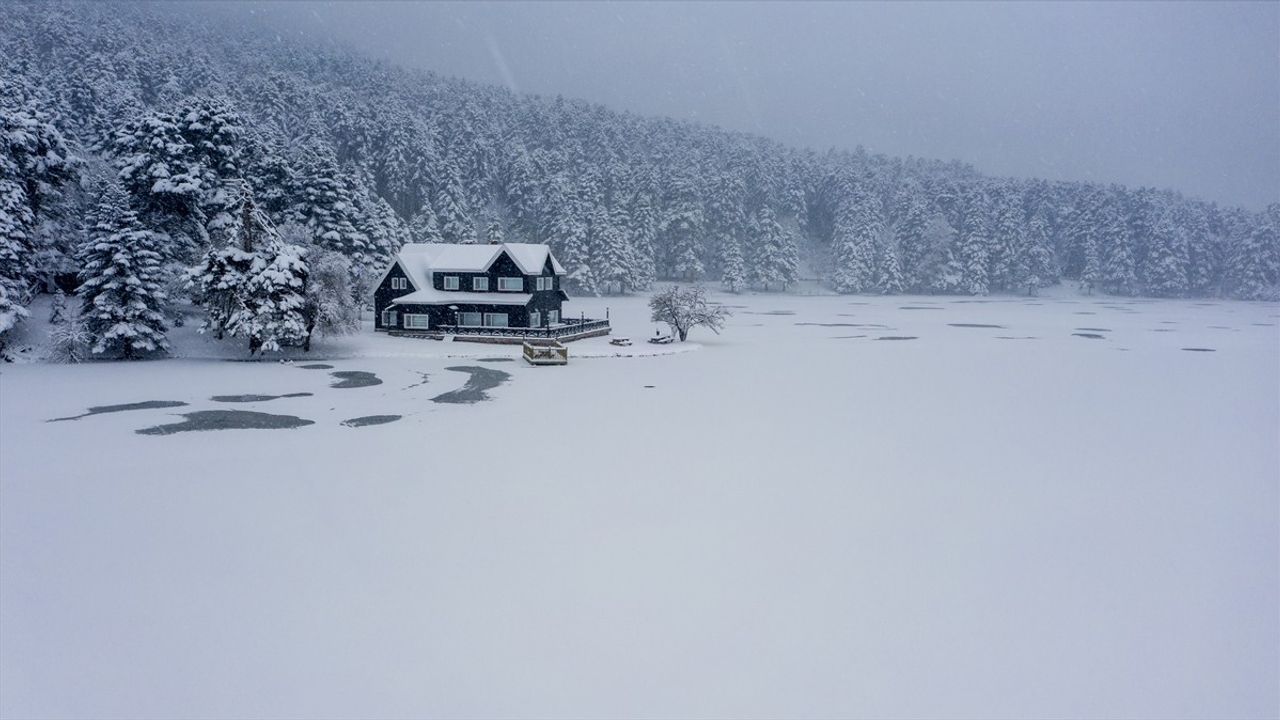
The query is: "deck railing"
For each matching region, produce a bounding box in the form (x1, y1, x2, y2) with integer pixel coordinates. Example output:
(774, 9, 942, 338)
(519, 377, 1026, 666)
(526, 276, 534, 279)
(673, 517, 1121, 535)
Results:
(436, 317, 610, 340)
(523, 341, 569, 365)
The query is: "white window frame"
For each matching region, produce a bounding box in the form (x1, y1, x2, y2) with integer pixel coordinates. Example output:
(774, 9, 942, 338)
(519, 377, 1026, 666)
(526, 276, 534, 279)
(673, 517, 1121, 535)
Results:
(498, 277, 523, 292)
(404, 313, 430, 329)
(472, 276, 490, 292)
(529, 310, 541, 328)
(443, 275, 460, 290)
(536, 277, 552, 291)
(459, 311, 482, 327)
(548, 309, 560, 325)
(483, 312, 509, 328)
(381, 308, 399, 327)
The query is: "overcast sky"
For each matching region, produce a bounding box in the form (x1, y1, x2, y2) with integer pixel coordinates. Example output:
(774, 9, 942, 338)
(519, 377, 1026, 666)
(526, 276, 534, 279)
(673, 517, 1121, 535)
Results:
(230, 1, 1278, 209)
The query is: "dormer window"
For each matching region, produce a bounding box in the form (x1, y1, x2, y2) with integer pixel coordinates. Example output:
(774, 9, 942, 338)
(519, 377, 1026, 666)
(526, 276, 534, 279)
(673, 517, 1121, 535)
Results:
(391, 277, 408, 291)
(473, 277, 489, 291)
(443, 275, 459, 290)
(498, 277, 523, 292)
(536, 277, 553, 291)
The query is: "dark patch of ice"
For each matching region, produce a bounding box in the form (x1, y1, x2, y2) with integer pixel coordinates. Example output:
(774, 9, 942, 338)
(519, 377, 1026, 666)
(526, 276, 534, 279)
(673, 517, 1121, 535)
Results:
(1075, 327, 1111, 332)
(1252, 323, 1275, 327)
(899, 306, 942, 311)
(342, 414, 402, 427)
(1073, 311, 1097, 315)
(49, 400, 188, 423)
(875, 336, 918, 341)
(1207, 325, 1233, 330)
(1181, 347, 1216, 352)
(431, 366, 512, 404)
(137, 410, 314, 435)
(643, 385, 656, 389)
(1073, 333, 1106, 339)
(1149, 329, 1175, 332)
(831, 335, 867, 339)
(744, 310, 796, 316)
(403, 372, 431, 390)
(948, 323, 1005, 329)
(211, 392, 312, 403)
(329, 371, 382, 389)
(994, 336, 1038, 340)
(298, 363, 334, 370)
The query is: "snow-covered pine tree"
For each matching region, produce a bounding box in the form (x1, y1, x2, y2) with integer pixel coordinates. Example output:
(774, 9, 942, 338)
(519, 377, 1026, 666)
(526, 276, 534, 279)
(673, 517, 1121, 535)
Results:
(955, 187, 992, 295)
(988, 187, 1024, 292)
(77, 182, 170, 359)
(229, 243, 308, 355)
(1225, 210, 1278, 300)
(660, 175, 704, 281)
(0, 100, 78, 346)
(48, 288, 66, 324)
(1017, 215, 1056, 295)
(1099, 199, 1137, 295)
(1079, 233, 1101, 295)
(830, 187, 882, 293)
(748, 204, 798, 291)
(434, 157, 476, 244)
(894, 188, 930, 292)
(1143, 209, 1190, 297)
(922, 213, 962, 294)
(409, 201, 442, 242)
(875, 232, 905, 294)
(290, 143, 377, 266)
(721, 233, 746, 292)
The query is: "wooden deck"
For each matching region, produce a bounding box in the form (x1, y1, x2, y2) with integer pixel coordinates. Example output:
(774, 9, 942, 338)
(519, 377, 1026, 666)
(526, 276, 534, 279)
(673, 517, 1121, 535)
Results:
(523, 341, 569, 365)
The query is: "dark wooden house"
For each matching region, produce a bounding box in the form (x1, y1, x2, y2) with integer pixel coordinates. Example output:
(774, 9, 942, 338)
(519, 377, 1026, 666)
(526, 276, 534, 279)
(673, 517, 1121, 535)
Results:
(374, 243, 602, 340)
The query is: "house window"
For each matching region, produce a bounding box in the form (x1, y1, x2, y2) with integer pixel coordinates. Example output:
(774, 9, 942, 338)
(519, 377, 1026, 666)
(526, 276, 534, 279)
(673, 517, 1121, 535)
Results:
(536, 277, 553, 291)
(459, 312, 482, 326)
(498, 277, 523, 292)
(529, 310, 541, 328)
(381, 309, 399, 327)
(483, 313, 509, 327)
(443, 275, 459, 290)
(472, 277, 489, 291)
(391, 277, 410, 291)
(548, 309, 560, 325)
(404, 314, 430, 329)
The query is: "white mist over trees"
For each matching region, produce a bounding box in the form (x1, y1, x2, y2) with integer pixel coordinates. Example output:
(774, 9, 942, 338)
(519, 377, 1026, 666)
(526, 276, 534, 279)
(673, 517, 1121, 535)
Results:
(0, 1, 1277, 356)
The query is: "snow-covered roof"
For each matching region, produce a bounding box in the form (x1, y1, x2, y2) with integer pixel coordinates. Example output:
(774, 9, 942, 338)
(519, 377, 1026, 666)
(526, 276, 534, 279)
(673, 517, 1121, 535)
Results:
(375, 242, 567, 298)
(397, 242, 564, 278)
(390, 288, 532, 306)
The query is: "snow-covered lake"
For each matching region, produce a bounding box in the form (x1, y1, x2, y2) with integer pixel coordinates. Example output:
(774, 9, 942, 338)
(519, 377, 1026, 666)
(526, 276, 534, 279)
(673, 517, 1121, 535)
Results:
(2, 290, 1277, 718)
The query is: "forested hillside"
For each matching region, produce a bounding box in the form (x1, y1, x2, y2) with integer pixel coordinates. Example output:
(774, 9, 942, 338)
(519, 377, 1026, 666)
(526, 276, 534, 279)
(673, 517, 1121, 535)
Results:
(2, 1, 1277, 356)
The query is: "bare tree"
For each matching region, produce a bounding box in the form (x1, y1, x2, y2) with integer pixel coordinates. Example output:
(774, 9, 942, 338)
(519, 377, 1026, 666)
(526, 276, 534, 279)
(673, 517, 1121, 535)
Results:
(649, 285, 731, 342)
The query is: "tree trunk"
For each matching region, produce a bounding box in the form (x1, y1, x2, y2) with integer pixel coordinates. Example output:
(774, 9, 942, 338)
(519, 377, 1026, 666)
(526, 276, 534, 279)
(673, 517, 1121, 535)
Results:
(678, 327, 688, 342)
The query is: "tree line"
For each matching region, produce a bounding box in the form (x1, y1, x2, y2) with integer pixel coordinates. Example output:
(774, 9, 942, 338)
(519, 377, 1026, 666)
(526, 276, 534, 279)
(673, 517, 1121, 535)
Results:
(1, 1, 1276, 357)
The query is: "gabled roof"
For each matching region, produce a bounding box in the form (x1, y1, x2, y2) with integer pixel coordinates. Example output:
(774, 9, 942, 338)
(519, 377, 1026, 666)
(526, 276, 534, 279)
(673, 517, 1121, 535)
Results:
(389, 242, 564, 281)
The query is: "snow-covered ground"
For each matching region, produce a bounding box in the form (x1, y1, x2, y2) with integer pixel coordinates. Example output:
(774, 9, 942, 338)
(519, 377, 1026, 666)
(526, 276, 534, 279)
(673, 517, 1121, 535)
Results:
(2, 289, 1277, 719)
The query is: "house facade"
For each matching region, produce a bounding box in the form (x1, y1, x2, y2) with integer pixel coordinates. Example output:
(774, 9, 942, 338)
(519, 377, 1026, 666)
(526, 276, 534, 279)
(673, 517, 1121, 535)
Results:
(373, 242, 570, 333)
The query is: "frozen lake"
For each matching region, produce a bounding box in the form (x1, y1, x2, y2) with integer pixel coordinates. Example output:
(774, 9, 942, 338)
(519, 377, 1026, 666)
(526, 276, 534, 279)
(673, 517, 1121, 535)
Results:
(2, 290, 1277, 718)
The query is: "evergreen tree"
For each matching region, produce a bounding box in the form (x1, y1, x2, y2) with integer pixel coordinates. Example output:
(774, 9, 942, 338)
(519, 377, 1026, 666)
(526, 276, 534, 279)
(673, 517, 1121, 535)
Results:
(894, 189, 930, 292)
(830, 188, 881, 293)
(1143, 210, 1190, 297)
(77, 183, 170, 359)
(409, 202, 442, 242)
(1226, 211, 1278, 300)
(875, 235, 904, 294)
